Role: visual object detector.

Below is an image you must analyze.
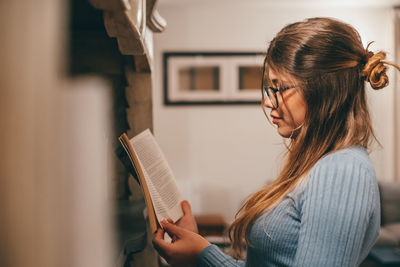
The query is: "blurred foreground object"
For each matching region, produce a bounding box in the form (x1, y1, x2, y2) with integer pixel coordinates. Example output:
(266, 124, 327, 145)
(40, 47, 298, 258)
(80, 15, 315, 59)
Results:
(0, 1, 114, 267)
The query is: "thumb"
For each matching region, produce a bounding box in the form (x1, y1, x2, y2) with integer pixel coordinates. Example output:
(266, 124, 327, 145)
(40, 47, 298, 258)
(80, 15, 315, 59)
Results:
(161, 220, 187, 238)
(181, 200, 193, 216)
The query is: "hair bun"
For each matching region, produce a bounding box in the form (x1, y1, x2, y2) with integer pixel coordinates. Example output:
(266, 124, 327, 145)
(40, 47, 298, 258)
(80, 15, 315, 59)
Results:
(362, 51, 388, 90)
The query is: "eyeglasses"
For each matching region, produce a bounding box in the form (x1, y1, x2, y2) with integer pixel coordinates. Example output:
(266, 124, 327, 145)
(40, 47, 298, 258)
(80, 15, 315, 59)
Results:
(263, 85, 296, 108)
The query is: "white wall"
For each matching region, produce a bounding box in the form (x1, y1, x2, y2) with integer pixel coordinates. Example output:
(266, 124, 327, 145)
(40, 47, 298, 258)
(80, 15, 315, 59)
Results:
(153, 0, 400, 222)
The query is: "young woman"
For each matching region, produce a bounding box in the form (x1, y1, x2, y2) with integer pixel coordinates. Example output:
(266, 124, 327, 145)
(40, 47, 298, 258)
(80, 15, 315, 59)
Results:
(153, 17, 400, 266)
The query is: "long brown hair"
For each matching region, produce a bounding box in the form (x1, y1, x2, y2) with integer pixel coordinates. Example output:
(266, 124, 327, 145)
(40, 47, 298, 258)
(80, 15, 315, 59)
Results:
(228, 17, 400, 258)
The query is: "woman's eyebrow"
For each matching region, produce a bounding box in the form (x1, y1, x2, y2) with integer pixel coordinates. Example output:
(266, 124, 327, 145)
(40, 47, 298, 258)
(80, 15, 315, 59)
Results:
(270, 79, 290, 86)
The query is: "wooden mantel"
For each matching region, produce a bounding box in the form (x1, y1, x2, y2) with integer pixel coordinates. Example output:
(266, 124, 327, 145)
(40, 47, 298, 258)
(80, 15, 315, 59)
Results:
(88, 0, 166, 138)
(88, 0, 166, 72)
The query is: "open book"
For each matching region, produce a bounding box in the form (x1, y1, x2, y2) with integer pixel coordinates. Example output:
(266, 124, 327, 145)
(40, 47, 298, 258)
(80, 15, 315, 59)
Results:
(118, 129, 184, 233)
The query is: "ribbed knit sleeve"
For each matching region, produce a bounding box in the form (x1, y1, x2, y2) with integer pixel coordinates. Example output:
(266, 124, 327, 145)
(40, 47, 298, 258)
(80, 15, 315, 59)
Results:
(293, 152, 380, 266)
(196, 245, 245, 267)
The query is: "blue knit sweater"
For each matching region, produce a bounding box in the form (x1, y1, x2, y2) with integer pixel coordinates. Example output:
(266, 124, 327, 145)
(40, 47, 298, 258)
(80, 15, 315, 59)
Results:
(196, 146, 380, 267)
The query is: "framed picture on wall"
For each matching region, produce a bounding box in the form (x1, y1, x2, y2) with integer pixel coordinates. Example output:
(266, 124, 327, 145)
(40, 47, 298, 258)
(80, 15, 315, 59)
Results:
(163, 52, 265, 105)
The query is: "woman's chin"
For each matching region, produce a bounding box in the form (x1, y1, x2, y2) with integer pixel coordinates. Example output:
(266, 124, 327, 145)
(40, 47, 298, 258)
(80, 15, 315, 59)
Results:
(277, 127, 291, 138)
(277, 126, 299, 139)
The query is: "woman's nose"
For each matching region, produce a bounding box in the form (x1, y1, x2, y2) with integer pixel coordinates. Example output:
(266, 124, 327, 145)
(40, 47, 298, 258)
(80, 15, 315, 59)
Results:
(263, 97, 273, 109)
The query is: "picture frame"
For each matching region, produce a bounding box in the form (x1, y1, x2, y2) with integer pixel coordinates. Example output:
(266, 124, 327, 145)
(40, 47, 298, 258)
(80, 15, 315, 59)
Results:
(163, 52, 265, 105)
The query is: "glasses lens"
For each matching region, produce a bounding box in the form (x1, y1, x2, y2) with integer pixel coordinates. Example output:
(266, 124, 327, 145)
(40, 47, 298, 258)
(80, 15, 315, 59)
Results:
(263, 86, 269, 98)
(266, 87, 278, 108)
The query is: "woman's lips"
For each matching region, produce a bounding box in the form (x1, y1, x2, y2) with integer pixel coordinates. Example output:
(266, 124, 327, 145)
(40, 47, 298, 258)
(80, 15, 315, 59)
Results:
(271, 115, 282, 124)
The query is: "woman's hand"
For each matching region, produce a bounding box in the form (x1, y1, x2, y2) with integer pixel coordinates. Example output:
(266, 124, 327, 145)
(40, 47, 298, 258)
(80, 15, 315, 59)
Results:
(175, 200, 198, 234)
(152, 220, 210, 267)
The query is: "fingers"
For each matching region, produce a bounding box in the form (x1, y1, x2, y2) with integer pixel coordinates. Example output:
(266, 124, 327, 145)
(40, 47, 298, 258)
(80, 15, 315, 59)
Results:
(165, 218, 178, 241)
(152, 228, 171, 259)
(161, 220, 186, 238)
(181, 200, 192, 216)
(154, 227, 165, 241)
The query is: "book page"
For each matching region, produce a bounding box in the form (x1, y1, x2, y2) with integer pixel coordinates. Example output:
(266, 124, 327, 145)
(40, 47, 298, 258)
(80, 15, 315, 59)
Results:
(130, 129, 184, 223)
(118, 134, 158, 232)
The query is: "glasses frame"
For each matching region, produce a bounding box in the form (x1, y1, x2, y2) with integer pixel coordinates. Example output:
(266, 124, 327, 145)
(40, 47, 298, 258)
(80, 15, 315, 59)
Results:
(263, 85, 296, 108)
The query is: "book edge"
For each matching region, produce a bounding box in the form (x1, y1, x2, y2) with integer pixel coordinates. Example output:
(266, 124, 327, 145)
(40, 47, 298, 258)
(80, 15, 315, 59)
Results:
(119, 133, 158, 233)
